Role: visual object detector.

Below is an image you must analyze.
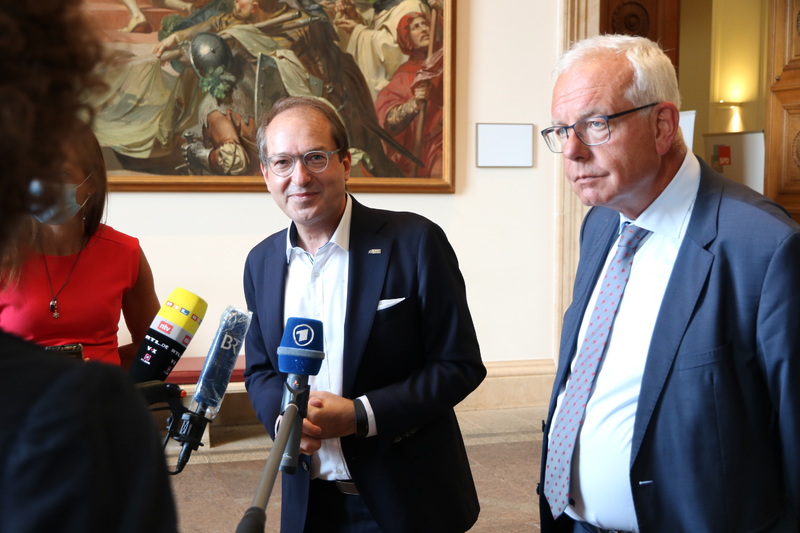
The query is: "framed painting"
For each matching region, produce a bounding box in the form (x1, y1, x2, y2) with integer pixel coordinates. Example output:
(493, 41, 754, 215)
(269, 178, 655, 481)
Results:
(82, 0, 454, 193)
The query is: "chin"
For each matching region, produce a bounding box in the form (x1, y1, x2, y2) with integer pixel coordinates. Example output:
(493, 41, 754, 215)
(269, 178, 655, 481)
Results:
(576, 192, 611, 209)
(573, 183, 610, 208)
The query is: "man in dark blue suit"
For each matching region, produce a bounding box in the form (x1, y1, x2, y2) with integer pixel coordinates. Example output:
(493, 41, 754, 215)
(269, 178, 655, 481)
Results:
(538, 35, 800, 532)
(243, 96, 485, 532)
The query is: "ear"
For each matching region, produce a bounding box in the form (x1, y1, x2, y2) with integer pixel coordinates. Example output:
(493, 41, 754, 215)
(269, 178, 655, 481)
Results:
(341, 149, 352, 182)
(260, 162, 271, 192)
(84, 177, 98, 196)
(654, 103, 680, 155)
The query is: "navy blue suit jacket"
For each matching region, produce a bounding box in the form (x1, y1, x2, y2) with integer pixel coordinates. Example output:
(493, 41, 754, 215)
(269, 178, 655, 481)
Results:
(244, 197, 485, 533)
(540, 158, 800, 532)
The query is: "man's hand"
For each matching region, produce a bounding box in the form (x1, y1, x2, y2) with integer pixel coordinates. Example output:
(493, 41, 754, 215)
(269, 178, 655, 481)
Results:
(334, 17, 357, 34)
(153, 33, 179, 58)
(335, 0, 359, 19)
(299, 417, 323, 455)
(413, 80, 430, 103)
(306, 391, 357, 439)
(333, 0, 359, 34)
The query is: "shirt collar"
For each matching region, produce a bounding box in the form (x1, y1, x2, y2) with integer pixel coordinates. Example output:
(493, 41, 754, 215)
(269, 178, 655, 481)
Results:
(619, 151, 700, 240)
(284, 194, 352, 262)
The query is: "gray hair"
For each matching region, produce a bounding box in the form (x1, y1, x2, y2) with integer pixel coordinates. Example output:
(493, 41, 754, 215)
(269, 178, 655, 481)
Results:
(554, 34, 681, 110)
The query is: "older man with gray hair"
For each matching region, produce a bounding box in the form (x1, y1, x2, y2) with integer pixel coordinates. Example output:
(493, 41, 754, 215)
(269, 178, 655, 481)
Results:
(539, 34, 800, 533)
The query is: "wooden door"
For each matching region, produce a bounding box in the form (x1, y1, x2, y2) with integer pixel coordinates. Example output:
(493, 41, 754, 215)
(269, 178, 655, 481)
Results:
(766, 0, 800, 220)
(600, 0, 681, 73)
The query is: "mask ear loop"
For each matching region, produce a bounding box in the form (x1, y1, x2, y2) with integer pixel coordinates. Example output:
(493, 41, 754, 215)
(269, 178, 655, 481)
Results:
(77, 173, 92, 189)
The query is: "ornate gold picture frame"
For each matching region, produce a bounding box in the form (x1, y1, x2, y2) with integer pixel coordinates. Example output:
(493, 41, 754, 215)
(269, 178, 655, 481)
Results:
(83, 1, 454, 193)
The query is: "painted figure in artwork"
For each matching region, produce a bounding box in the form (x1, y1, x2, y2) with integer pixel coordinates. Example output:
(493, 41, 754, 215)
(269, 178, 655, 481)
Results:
(375, 11, 443, 177)
(83, 0, 445, 180)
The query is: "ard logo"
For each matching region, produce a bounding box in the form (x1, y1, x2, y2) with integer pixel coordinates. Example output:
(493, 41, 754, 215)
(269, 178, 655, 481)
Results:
(293, 324, 314, 347)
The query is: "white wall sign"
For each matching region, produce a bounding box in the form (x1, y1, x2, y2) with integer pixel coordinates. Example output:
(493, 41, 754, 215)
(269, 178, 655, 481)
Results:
(476, 123, 534, 167)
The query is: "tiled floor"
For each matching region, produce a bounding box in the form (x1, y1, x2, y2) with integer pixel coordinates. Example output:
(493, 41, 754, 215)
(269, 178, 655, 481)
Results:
(165, 406, 547, 532)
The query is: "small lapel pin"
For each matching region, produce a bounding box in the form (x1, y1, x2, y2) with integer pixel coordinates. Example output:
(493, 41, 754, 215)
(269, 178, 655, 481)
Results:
(368, 248, 382, 254)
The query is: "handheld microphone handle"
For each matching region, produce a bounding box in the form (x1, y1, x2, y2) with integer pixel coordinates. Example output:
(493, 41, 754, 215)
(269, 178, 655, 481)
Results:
(279, 373, 309, 474)
(172, 409, 209, 474)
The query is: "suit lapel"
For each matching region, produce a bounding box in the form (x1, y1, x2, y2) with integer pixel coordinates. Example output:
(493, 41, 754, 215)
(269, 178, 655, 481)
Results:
(264, 231, 289, 357)
(342, 199, 392, 396)
(630, 161, 720, 465)
(552, 212, 619, 408)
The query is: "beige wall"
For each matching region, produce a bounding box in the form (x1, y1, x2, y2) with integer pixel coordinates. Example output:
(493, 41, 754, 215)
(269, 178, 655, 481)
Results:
(710, 0, 768, 133)
(109, 0, 564, 377)
(679, 0, 713, 158)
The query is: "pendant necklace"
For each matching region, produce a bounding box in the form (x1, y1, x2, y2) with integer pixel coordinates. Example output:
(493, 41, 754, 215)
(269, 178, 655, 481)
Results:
(41, 241, 85, 319)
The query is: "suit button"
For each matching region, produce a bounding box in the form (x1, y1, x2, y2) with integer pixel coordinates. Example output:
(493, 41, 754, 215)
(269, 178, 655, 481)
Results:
(302, 461, 309, 471)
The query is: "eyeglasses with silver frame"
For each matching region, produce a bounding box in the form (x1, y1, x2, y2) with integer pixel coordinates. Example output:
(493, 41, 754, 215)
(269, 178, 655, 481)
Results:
(540, 103, 658, 153)
(266, 149, 343, 177)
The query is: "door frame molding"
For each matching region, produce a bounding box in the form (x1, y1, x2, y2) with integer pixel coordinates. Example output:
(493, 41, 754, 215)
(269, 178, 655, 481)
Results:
(554, 0, 598, 357)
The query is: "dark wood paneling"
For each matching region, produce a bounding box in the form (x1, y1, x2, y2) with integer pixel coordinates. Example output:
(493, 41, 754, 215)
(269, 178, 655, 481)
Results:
(600, 0, 681, 74)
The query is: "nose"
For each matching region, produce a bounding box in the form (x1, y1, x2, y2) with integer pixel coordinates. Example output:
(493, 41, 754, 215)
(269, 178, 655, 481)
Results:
(560, 130, 589, 161)
(289, 157, 313, 185)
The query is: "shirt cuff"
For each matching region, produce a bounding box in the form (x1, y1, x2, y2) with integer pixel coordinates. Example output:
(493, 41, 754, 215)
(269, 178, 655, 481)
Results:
(357, 395, 377, 437)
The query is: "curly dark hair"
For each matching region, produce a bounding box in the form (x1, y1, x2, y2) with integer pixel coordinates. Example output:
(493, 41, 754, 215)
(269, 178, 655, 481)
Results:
(0, 0, 103, 256)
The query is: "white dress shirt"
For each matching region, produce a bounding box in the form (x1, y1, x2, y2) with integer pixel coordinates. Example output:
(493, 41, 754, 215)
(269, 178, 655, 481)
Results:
(553, 152, 700, 531)
(282, 194, 373, 481)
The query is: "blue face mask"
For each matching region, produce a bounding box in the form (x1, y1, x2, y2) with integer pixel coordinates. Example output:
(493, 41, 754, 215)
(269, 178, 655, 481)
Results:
(32, 175, 91, 225)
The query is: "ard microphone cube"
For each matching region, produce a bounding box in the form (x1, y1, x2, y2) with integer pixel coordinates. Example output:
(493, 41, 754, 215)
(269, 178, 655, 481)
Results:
(277, 317, 324, 376)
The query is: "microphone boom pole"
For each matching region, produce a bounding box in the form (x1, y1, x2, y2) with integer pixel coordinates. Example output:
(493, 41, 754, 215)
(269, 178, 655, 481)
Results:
(236, 317, 325, 533)
(235, 402, 300, 533)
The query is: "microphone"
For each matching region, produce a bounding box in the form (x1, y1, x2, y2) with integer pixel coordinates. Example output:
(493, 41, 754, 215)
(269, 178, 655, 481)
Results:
(171, 305, 253, 474)
(277, 317, 325, 474)
(130, 287, 208, 383)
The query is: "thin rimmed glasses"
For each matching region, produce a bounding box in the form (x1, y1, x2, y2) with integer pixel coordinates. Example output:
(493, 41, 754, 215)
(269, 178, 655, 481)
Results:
(540, 103, 657, 153)
(266, 149, 343, 177)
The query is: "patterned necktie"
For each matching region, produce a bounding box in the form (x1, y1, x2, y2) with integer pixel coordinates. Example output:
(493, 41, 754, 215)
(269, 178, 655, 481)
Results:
(543, 223, 651, 519)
